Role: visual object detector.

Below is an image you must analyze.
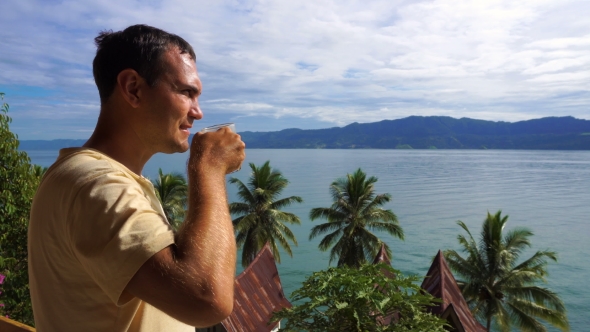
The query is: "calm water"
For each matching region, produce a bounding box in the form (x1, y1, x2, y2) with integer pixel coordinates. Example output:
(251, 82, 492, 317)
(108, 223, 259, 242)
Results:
(27, 149, 590, 330)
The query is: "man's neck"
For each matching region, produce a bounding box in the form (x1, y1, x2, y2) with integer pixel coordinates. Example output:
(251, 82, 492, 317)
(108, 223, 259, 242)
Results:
(84, 112, 152, 175)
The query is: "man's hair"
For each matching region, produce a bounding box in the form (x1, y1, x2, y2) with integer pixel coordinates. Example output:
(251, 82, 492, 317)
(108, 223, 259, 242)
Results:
(93, 24, 196, 103)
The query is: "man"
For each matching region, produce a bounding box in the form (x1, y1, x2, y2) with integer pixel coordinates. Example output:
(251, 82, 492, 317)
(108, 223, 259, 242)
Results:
(28, 24, 245, 331)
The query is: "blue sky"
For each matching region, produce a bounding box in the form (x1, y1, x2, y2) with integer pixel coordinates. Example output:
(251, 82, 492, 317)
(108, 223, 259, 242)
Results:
(1, 0, 589, 140)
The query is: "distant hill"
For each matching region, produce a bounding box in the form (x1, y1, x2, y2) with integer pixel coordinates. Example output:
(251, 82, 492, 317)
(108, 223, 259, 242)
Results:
(239, 116, 590, 150)
(19, 116, 590, 150)
(19, 139, 87, 151)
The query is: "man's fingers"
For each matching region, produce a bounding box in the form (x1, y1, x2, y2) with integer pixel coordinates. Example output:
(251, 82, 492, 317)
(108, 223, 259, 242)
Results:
(188, 128, 245, 175)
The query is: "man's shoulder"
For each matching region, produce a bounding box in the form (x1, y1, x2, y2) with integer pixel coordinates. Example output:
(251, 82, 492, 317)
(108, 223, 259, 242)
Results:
(41, 148, 139, 192)
(52, 148, 134, 178)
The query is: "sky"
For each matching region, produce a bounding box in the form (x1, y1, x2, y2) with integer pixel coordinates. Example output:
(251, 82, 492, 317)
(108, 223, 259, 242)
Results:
(1, 0, 590, 140)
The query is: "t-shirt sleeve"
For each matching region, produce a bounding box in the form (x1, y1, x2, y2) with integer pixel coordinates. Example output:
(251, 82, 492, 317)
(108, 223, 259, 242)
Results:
(68, 171, 175, 305)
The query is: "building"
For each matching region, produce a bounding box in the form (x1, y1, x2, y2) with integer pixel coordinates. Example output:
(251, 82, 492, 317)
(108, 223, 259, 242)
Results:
(420, 250, 487, 332)
(198, 243, 291, 332)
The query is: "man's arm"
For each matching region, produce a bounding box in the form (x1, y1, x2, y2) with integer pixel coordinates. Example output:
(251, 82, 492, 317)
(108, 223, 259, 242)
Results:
(125, 128, 245, 327)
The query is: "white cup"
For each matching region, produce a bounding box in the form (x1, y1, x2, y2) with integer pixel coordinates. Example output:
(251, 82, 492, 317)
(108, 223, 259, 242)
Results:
(200, 122, 235, 133)
(199, 122, 241, 173)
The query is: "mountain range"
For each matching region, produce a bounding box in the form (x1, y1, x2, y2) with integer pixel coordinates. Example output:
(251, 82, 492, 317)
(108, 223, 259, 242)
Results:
(19, 116, 590, 150)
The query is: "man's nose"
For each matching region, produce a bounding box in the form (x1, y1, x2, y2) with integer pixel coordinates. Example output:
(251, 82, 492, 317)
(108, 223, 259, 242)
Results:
(189, 100, 203, 120)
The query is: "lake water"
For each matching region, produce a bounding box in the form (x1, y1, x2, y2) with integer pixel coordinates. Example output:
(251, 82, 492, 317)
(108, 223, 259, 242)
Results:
(26, 149, 590, 330)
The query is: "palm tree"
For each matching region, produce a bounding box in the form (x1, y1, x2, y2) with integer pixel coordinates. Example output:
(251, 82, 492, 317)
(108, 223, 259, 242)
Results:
(229, 161, 303, 267)
(309, 168, 404, 268)
(152, 168, 187, 230)
(32, 164, 47, 180)
(444, 211, 569, 331)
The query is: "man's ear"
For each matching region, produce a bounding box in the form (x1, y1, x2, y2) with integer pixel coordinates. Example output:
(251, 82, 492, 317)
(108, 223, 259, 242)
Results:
(116, 69, 144, 108)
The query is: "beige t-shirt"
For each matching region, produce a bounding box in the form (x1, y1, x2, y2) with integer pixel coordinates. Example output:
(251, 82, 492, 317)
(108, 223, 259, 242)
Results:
(28, 148, 193, 331)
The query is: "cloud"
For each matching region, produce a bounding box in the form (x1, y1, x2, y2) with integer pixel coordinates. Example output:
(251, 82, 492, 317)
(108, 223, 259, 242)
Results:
(1, 0, 590, 139)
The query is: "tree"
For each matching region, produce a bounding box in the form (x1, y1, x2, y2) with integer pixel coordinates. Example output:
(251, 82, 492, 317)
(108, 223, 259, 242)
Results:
(271, 263, 447, 331)
(444, 211, 569, 331)
(151, 168, 187, 230)
(32, 165, 47, 179)
(309, 168, 404, 268)
(229, 161, 302, 267)
(0, 93, 37, 325)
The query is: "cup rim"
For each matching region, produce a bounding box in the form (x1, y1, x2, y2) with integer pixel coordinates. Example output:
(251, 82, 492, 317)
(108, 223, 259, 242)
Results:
(200, 122, 235, 132)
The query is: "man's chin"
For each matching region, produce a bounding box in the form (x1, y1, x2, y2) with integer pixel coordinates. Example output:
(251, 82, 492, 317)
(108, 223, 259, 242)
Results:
(161, 141, 189, 154)
(178, 140, 190, 153)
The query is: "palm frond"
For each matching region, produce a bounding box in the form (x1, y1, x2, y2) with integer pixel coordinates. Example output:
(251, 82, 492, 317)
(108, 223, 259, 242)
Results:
(229, 202, 251, 215)
(365, 220, 405, 240)
(274, 221, 298, 246)
(507, 298, 569, 331)
(268, 225, 294, 258)
(512, 250, 557, 271)
(446, 211, 568, 332)
(309, 220, 347, 240)
(506, 286, 567, 313)
(268, 210, 301, 225)
(317, 229, 344, 252)
(233, 213, 260, 232)
(271, 196, 303, 210)
(360, 193, 391, 214)
(229, 177, 257, 205)
(151, 168, 188, 229)
(228, 161, 302, 266)
(309, 207, 347, 222)
(444, 249, 485, 284)
(310, 168, 404, 268)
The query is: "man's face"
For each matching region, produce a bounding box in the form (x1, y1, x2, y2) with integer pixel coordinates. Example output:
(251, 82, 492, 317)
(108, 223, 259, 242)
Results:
(139, 47, 203, 154)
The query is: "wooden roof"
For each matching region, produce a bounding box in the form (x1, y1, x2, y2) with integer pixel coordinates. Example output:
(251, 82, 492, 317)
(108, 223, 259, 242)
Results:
(220, 244, 291, 332)
(420, 250, 486, 332)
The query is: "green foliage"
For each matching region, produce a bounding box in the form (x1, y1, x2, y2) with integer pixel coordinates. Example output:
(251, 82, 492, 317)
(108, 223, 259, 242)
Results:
(271, 263, 447, 331)
(0, 93, 37, 325)
(151, 168, 188, 230)
(444, 211, 569, 331)
(229, 161, 303, 267)
(32, 165, 47, 179)
(309, 168, 404, 268)
(239, 116, 590, 149)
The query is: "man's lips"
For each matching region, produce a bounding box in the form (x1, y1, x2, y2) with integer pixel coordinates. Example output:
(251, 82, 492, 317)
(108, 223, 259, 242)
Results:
(180, 125, 192, 135)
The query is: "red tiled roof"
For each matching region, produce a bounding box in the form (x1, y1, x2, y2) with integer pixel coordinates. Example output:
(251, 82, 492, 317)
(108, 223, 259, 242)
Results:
(221, 244, 291, 332)
(421, 250, 486, 332)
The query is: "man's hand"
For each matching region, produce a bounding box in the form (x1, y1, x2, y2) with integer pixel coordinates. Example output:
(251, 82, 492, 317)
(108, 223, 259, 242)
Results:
(189, 127, 245, 175)
(125, 127, 245, 327)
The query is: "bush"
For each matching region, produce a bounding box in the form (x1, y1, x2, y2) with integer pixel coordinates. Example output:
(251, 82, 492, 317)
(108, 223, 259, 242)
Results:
(271, 263, 446, 331)
(0, 93, 38, 325)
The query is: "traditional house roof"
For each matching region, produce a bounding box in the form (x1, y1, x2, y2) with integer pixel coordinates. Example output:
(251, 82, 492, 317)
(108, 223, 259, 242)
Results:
(371, 243, 397, 326)
(372, 243, 391, 265)
(219, 243, 292, 332)
(421, 250, 486, 332)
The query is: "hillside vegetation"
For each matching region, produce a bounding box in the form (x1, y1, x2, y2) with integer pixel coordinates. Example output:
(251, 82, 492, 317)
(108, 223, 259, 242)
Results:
(20, 116, 590, 150)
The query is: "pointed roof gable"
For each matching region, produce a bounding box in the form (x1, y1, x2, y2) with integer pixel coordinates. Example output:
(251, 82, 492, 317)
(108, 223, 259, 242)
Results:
(372, 243, 391, 265)
(421, 250, 486, 332)
(220, 244, 291, 332)
(371, 243, 397, 325)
